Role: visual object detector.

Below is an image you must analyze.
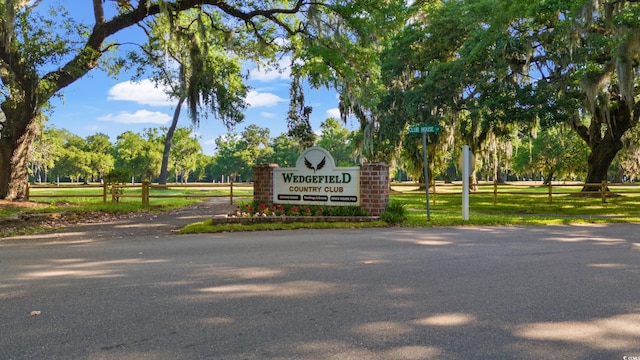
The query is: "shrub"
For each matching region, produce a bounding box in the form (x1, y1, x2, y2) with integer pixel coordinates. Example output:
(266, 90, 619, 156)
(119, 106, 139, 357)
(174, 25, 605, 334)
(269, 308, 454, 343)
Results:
(381, 201, 407, 225)
(231, 201, 368, 217)
(323, 206, 369, 217)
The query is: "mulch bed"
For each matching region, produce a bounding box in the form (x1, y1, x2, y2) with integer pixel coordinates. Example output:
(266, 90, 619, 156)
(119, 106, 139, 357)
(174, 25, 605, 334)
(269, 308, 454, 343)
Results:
(212, 215, 380, 224)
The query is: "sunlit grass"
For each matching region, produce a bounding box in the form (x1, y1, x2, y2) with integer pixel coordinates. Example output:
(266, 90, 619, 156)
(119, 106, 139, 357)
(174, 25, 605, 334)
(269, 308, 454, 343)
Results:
(5, 183, 640, 236)
(396, 191, 640, 226)
(180, 219, 388, 234)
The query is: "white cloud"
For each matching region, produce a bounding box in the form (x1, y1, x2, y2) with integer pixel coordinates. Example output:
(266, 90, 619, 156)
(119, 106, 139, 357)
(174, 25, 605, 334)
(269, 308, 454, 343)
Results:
(326, 108, 341, 119)
(246, 90, 287, 108)
(98, 110, 171, 124)
(249, 57, 291, 81)
(203, 137, 218, 145)
(107, 79, 176, 106)
(260, 111, 277, 118)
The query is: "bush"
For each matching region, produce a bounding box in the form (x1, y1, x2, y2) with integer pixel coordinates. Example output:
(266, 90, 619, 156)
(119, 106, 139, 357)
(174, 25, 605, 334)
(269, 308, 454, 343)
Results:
(233, 202, 369, 217)
(381, 201, 407, 225)
(323, 206, 368, 217)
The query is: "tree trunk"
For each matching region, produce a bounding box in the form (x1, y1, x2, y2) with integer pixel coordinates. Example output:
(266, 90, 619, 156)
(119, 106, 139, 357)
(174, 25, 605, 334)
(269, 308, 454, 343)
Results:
(0, 107, 39, 200)
(543, 168, 554, 185)
(158, 97, 185, 185)
(582, 136, 623, 191)
(573, 95, 638, 192)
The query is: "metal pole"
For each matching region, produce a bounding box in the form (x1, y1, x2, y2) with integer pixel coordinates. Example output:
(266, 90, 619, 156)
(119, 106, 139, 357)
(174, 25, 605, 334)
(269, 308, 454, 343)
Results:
(462, 145, 470, 221)
(423, 132, 431, 221)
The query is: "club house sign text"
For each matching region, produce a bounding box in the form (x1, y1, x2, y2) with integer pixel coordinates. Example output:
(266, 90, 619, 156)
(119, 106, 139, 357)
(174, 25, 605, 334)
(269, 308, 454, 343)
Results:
(273, 147, 360, 206)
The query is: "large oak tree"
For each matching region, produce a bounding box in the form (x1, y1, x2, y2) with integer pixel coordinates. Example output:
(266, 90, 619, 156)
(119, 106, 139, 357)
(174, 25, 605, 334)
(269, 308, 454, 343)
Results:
(0, 0, 309, 200)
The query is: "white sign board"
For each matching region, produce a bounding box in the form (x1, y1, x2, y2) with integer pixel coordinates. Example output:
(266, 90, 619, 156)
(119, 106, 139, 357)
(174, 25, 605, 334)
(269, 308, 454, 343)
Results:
(273, 147, 360, 206)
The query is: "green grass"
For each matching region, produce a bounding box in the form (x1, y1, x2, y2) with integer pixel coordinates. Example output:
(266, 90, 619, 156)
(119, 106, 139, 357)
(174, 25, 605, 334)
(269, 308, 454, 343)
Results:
(180, 220, 389, 234)
(395, 191, 640, 227)
(5, 184, 640, 236)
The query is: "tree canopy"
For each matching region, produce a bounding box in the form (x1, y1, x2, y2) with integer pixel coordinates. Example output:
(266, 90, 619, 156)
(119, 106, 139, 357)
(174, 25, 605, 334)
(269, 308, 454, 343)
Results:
(0, 0, 312, 200)
(3, 0, 640, 200)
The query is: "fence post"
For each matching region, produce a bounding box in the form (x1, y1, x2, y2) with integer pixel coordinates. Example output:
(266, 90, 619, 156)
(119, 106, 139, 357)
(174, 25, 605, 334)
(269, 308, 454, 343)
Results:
(548, 181, 553, 203)
(601, 180, 607, 203)
(432, 183, 436, 206)
(103, 183, 107, 204)
(493, 180, 497, 205)
(26, 183, 30, 201)
(230, 182, 234, 205)
(142, 181, 149, 205)
(111, 184, 117, 203)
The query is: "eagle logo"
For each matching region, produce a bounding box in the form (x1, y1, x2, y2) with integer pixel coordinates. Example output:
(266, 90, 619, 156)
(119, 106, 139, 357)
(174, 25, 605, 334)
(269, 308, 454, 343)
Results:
(304, 156, 326, 173)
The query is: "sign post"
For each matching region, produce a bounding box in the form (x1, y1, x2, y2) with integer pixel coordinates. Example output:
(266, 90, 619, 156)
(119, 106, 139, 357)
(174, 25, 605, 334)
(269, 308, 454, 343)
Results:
(462, 145, 470, 221)
(408, 125, 441, 221)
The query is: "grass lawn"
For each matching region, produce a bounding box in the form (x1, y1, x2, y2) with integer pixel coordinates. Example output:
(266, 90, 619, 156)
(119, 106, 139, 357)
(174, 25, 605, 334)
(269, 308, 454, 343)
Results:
(3, 182, 640, 237)
(181, 187, 640, 234)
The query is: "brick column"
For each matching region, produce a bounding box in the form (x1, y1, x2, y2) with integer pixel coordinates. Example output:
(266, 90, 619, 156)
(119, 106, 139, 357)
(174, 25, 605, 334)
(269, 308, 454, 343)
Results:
(253, 164, 279, 204)
(360, 163, 390, 216)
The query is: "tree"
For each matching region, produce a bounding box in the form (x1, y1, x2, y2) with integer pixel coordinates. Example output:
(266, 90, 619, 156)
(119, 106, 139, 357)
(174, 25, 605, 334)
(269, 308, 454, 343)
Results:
(378, 0, 537, 189)
(265, 133, 301, 167)
(547, 1, 640, 189)
(241, 124, 273, 166)
(114, 129, 163, 182)
(209, 133, 246, 182)
(30, 126, 63, 183)
(469, 0, 640, 190)
(512, 128, 589, 184)
(0, 0, 311, 200)
(209, 125, 274, 182)
(317, 117, 356, 165)
(188, 153, 212, 182)
(615, 128, 640, 181)
(115, 131, 146, 183)
(85, 133, 115, 182)
(135, 10, 250, 185)
(50, 130, 91, 183)
(291, 0, 412, 161)
(168, 127, 201, 183)
(379, 0, 640, 192)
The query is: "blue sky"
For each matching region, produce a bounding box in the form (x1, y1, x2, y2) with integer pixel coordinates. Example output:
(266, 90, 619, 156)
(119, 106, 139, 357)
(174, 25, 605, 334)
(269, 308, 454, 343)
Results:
(45, 3, 351, 156)
(49, 58, 345, 156)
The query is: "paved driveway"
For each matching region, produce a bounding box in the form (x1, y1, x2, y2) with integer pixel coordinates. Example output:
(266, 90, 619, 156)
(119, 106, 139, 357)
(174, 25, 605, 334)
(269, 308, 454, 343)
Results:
(1, 224, 639, 359)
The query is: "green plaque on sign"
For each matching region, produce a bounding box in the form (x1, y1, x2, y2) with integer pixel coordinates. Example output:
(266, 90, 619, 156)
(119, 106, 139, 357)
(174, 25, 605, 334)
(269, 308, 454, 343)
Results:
(408, 125, 441, 134)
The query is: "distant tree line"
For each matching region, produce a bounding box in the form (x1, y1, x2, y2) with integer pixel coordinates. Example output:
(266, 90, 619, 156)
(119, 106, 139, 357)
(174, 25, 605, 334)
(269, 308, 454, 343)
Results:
(4, 1, 640, 200)
(29, 116, 640, 186)
(28, 118, 359, 184)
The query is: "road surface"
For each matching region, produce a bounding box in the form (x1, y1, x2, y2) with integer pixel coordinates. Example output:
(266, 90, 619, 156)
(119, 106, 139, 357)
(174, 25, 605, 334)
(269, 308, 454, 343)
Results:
(1, 224, 639, 359)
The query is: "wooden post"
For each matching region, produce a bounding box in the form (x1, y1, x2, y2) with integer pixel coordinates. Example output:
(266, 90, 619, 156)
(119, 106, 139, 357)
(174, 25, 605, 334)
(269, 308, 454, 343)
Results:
(230, 182, 234, 205)
(111, 184, 117, 203)
(548, 181, 553, 203)
(493, 180, 498, 205)
(103, 183, 107, 204)
(26, 183, 30, 201)
(142, 181, 149, 205)
(432, 183, 436, 206)
(601, 180, 607, 203)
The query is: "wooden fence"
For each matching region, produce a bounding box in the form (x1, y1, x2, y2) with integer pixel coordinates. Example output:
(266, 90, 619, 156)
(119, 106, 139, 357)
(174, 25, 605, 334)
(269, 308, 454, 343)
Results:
(26, 180, 640, 205)
(26, 182, 253, 205)
(391, 180, 640, 204)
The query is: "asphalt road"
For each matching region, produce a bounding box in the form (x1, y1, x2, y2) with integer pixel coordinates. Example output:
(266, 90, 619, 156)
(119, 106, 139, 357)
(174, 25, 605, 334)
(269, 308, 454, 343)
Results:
(1, 224, 639, 359)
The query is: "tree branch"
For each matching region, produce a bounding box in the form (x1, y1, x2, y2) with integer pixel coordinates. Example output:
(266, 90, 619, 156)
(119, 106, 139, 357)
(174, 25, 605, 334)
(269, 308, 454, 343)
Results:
(93, 0, 105, 24)
(39, 0, 311, 99)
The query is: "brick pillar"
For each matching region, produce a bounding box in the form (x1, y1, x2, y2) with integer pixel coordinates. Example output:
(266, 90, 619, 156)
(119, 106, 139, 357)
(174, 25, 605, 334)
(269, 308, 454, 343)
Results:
(253, 164, 279, 204)
(360, 163, 390, 216)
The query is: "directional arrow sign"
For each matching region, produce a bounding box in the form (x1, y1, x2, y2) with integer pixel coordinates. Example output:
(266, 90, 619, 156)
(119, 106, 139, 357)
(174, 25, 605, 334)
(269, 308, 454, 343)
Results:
(408, 125, 442, 134)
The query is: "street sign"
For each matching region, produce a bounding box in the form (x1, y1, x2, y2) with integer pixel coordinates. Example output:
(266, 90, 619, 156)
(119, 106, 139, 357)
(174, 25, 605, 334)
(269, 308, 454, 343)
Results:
(408, 125, 441, 134)
(407, 124, 442, 221)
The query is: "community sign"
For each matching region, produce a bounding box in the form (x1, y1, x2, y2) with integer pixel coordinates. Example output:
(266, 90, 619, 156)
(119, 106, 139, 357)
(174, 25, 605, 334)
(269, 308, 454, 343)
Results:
(273, 146, 360, 206)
